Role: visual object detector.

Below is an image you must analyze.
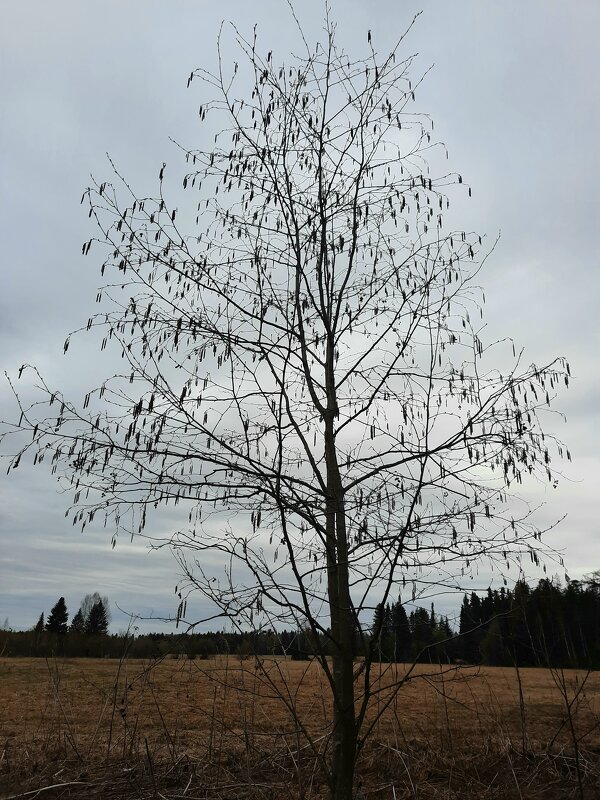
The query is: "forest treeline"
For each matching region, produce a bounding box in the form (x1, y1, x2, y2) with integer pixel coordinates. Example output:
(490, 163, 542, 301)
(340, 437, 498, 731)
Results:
(372, 577, 600, 668)
(458, 577, 600, 668)
(2, 578, 599, 668)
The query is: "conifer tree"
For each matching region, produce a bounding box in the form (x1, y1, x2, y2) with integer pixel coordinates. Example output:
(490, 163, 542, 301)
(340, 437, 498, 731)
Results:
(45, 597, 68, 635)
(390, 601, 411, 662)
(78, 592, 111, 626)
(372, 603, 389, 662)
(70, 608, 85, 634)
(84, 600, 109, 636)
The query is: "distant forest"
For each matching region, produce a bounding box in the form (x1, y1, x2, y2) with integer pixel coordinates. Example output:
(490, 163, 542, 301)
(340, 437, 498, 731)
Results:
(2, 577, 600, 668)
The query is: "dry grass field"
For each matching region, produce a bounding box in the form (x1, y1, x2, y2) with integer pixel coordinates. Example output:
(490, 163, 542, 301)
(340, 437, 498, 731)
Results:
(2, 655, 600, 799)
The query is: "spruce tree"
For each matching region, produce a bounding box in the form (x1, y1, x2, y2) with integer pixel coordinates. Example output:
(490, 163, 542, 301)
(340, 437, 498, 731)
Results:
(34, 613, 44, 634)
(79, 592, 111, 627)
(70, 608, 85, 634)
(410, 607, 434, 660)
(390, 601, 411, 663)
(45, 597, 68, 635)
(372, 603, 386, 662)
(85, 600, 109, 636)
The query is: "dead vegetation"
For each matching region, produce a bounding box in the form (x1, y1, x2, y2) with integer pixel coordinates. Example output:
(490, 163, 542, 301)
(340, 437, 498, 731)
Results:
(1, 656, 600, 799)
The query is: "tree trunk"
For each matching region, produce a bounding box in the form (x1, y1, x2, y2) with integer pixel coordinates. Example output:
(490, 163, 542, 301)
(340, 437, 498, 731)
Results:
(330, 644, 356, 800)
(324, 414, 356, 800)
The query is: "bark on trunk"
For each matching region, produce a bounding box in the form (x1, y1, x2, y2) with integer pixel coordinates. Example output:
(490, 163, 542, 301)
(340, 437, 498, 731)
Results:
(324, 414, 356, 800)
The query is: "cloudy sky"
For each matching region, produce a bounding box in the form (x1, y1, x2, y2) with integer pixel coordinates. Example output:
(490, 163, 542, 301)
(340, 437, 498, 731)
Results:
(1, 1, 598, 633)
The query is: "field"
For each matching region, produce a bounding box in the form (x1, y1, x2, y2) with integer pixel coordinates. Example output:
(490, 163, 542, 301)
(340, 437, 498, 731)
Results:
(2, 656, 600, 799)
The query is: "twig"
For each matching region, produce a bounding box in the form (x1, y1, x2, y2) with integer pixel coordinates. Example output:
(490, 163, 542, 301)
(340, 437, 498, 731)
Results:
(506, 747, 524, 800)
(378, 742, 416, 799)
(3, 781, 91, 800)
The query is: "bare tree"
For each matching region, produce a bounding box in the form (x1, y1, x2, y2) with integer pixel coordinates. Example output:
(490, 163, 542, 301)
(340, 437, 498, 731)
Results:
(2, 11, 569, 799)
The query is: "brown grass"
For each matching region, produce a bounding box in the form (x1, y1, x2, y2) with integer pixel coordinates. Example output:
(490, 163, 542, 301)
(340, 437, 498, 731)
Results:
(1, 656, 600, 799)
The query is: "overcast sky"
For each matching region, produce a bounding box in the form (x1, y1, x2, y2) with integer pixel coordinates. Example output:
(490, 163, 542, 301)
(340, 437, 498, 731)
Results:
(1, 1, 598, 633)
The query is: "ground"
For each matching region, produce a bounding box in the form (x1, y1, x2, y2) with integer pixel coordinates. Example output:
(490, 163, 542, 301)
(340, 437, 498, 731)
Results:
(1, 656, 599, 798)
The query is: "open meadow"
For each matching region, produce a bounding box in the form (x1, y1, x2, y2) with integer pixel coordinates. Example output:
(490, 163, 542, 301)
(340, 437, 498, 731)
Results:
(2, 656, 600, 799)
